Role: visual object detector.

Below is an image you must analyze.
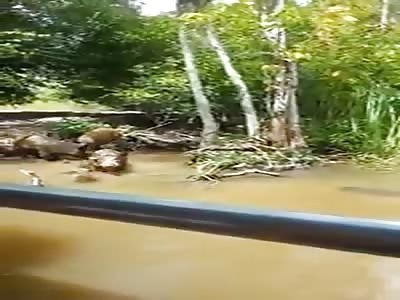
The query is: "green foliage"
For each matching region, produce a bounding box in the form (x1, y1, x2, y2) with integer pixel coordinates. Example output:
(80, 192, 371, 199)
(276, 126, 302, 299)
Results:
(178, 2, 268, 121)
(110, 61, 196, 117)
(3, 0, 400, 159)
(53, 119, 108, 139)
(305, 87, 400, 155)
(1, 0, 157, 103)
(0, 29, 52, 103)
(274, 0, 400, 156)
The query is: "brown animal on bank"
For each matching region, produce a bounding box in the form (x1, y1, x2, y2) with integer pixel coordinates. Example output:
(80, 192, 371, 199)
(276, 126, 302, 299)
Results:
(77, 127, 122, 152)
(14, 133, 87, 161)
(88, 149, 128, 173)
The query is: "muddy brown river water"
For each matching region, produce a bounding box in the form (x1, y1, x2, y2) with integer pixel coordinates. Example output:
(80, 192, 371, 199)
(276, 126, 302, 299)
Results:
(1, 152, 400, 300)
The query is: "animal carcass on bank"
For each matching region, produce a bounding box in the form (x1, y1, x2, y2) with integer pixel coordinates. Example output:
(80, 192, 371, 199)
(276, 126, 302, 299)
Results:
(88, 149, 128, 173)
(0, 137, 20, 157)
(14, 134, 86, 160)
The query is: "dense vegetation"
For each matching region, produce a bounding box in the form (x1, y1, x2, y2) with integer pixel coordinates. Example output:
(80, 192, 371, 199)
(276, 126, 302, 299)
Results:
(1, 0, 400, 161)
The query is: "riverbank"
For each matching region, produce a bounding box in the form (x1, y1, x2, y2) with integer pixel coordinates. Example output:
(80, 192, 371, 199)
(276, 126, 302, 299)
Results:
(0, 112, 398, 181)
(0, 118, 329, 180)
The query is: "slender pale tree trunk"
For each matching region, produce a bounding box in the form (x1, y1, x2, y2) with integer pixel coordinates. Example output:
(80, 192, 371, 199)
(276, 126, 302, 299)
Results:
(286, 60, 305, 148)
(205, 25, 260, 137)
(260, 0, 306, 148)
(177, 0, 218, 146)
(380, 0, 390, 29)
(179, 26, 218, 147)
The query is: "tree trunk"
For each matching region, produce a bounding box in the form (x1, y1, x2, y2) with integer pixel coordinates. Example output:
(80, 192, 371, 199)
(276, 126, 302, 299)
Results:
(205, 25, 260, 138)
(179, 26, 218, 147)
(380, 0, 389, 29)
(260, 0, 306, 148)
(286, 60, 306, 148)
(269, 63, 288, 146)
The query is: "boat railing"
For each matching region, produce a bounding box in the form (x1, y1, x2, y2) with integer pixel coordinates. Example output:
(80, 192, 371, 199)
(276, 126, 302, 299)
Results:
(0, 184, 399, 258)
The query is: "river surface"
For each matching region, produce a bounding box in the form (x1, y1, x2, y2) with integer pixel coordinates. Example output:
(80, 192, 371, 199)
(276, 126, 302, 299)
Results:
(1, 152, 400, 300)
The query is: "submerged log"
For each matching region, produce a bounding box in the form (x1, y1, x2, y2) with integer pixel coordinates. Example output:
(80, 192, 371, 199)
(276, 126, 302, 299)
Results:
(61, 167, 99, 183)
(72, 168, 98, 183)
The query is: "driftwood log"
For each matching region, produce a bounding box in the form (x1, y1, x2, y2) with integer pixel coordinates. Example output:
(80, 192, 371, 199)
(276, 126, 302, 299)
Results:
(124, 129, 199, 150)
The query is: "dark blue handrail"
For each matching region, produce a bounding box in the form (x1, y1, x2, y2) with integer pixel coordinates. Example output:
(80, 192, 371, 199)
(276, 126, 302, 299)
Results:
(0, 183, 400, 258)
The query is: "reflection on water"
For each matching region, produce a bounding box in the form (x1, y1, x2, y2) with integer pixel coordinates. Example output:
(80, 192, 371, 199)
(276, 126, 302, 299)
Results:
(0, 274, 138, 300)
(0, 226, 74, 272)
(1, 152, 400, 300)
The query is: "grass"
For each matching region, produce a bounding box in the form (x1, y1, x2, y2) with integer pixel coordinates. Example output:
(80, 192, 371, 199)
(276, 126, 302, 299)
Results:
(0, 100, 110, 112)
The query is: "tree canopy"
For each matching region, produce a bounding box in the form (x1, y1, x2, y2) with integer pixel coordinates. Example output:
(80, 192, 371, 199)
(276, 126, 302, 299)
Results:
(2, 0, 400, 155)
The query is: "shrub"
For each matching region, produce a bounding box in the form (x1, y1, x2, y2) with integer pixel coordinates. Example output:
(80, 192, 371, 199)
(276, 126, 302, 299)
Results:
(53, 119, 108, 139)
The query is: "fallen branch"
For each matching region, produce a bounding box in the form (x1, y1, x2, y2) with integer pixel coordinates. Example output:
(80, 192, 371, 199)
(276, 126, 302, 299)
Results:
(221, 169, 281, 178)
(200, 174, 219, 182)
(144, 121, 173, 131)
(185, 136, 322, 180)
(193, 144, 279, 153)
(126, 130, 198, 150)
